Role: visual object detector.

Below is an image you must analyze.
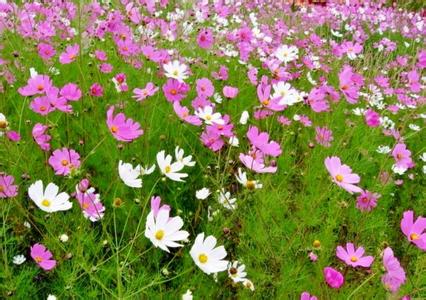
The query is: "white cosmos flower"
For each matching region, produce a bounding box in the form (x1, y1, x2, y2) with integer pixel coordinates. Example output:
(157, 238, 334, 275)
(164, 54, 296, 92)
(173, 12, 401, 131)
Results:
(156, 150, 188, 182)
(182, 289, 193, 300)
(29, 67, 38, 78)
(218, 189, 237, 210)
(118, 160, 142, 188)
(376, 145, 391, 154)
(175, 146, 196, 167)
(195, 106, 224, 125)
(28, 180, 72, 213)
(227, 261, 247, 283)
(13, 254, 26, 265)
(144, 209, 189, 253)
(272, 82, 298, 106)
(392, 164, 407, 175)
(235, 168, 262, 190)
(419, 153, 426, 162)
(242, 278, 255, 291)
(0, 113, 8, 136)
(190, 233, 228, 274)
(196, 188, 211, 200)
(163, 60, 189, 82)
(239, 110, 249, 125)
(228, 136, 239, 147)
(274, 44, 298, 64)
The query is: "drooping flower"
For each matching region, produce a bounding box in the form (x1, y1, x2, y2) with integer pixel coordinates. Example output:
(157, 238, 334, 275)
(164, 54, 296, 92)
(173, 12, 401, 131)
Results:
(48, 148, 80, 176)
(6, 131, 20, 142)
(324, 156, 363, 194)
(356, 190, 380, 212)
(323, 267, 344, 289)
(382, 247, 406, 293)
(190, 233, 228, 274)
(12, 254, 26, 265)
(59, 44, 79, 64)
(32, 123, 51, 151)
(145, 209, 189, 253)
(239, 153, 277, 174)
(28, 180, 72, 213)
(400, 210, 426, 251)
(175, 146, 196, 167)
(156, 150, 187, 182)
(0, 174, 18, 198)
(30, 243, 56, 271)
(106, 106, 143, 142)
(336, 243, 374, 268)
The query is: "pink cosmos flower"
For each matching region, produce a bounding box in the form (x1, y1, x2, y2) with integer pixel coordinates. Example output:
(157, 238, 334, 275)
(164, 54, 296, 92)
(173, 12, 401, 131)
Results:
(324, 156, 363, 194)
(106, 106, 143, 142)
(60, 83, 81, 101)
(59, 44, 79, 64)
(223, 86, 239, 99)
(200, 127, 225, 152)
(196, 78, 214, 98)
(6, 131, 20, 142)
(356, 190, 380, 212)
(212, 65, 229, 81)
(247, 126, 282, 157)
(0, 174, 18, 198)
(94, 50, 107, 61)
(162, 79, 190, 103)
(197, 28, 214, 49)
(37, 43, 56, 60)
(308, 252, 318, 262)
(300, 292, 317, 300)
(75, 179, 105, 222)
(336, 243, 374, 268)
(133, 82, 158, 102)
(315, 126, 333, 147)
(392, 143, 413, 170)
(48, 148, 81, 176)
(364, 109, 380, 127)
(400, 210, 426, 251)
(32, 123, 51, 151)
(30, 96, 54, 116)
(89, 83, 103, 97)
(151, 196, 170, 217)
(173, 102, 202, 126)
(382, 247, 406, 293)
(30, 243, 56, 271)
(239, 153, 277, 174)
(99, 63, 113, 73)
(18, 75, 53, 96)
(323, 267, 344, 289)
(339, 65, 363, 104)
(46, 87, 72, 113)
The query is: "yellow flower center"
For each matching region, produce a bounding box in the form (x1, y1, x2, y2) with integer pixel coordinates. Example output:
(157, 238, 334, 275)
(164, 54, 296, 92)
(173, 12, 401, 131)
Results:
(335, 174, 344, 182)
(35, 256, 43, 263)
(82, 202, 90, 209)
(0, 120, 7, 128)
(246, 180, 256, 190)
(170, 89, 177, 95)
(41, 199, 51, 207)
(164, 166, 171, 173)
(198, 253, 208, 264)
(313, 240, 321, 248)
(110, 125, 118, 133)
(155, 230, 165, 240)
(410, 233, 419, 241)
(205, 115, 212, 121)
(262, 99, 270, 106)
(61, 159, 69, 166)
(350, 256, 358, 262)
(40, 106, 47, 112)
(37, 84, 44, 91)
(172, 70, 179, 76)
(0, 185, 4, 192)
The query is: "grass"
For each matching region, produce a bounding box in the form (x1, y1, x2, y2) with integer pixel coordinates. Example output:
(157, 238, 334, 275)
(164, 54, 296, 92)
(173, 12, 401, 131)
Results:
(0, 1, 425, 299)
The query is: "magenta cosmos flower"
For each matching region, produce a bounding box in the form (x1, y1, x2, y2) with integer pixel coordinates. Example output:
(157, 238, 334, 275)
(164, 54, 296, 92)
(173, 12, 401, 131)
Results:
(323, 267, 344, 289)
(60, 83, 81, 101)
(197, 28, 214, 49)
(336, 243, 374, 268)
(392, 143, 413, 170)
(223, 86, 239, 99)
(133, 82, 158, 102)
(37, 43, 56, 60)
(382, 247, 406, 293)
(300, 292, 317, 300)
(0, 174, 18, 198)
(196, 78, 214, 98)
(162, 79, 190, 103)
(48, 148, 81, 176)
(356, 190, 380, 212)
(400, 210, 426, 251)
(30, 243, 56, 271)
(324, 156, 363, 194)
(59, 44, 79, 64)
(89, 83, 103, 97)
(18, 75, 53, 96)
(247, 126, 282, 157)
(106, 106, 143, 142)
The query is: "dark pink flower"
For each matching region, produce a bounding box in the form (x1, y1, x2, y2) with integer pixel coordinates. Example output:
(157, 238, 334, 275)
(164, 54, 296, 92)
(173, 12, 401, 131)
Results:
(89, 83, 103, 97)
(0, 174, 18, 198)
(6, 131, 20, 142)
(106, 106, 143, 142)
(300, 292, 317, 300)
(323, 267, 344, 289)
(162, 79, 189, 103)
(30, 243, 56, 271)
(364, 109, 380, 127)
(48, 148, 81, 176)
(197, 28, 214, 49)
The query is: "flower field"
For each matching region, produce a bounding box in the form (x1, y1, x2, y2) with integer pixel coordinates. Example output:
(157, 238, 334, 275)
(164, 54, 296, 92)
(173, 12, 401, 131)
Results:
(0, 0, 425, 299)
